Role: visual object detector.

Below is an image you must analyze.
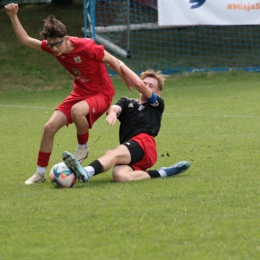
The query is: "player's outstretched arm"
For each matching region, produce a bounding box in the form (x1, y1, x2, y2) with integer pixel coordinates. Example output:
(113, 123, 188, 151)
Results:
(119, 62, 153, 99)
(103, 51, 133, 92)
(5, 3, 42, 51)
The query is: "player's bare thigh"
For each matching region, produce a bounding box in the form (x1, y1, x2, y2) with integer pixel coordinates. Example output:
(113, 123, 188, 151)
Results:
(99, 144, 131, 171)
(71, 100, 90, 117)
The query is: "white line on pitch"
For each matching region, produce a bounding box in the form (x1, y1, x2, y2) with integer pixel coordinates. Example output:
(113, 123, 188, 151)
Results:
(0, 104, 259, 119)
(0, 104, 54, 110)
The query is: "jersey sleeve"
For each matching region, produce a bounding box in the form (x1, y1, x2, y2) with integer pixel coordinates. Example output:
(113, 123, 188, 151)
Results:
(115, 97, 129, 120)
(41, 40, 53, 54)
(115, 97, 127, 109)
(85, 40, 105, 61)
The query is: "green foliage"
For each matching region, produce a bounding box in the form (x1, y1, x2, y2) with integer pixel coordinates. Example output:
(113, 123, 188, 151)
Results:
(52, 0, 74, 4)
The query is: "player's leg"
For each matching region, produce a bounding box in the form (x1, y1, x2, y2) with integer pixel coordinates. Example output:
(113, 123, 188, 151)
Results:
(112, 166, 151, 182)
(100, 145, 132, 169)
(112, 133, 156, 182)
(62, 143, 132, 183)
(40, 110, 68, 152)
(155, 161, 190, 177)
(71, 100, 90, 163)
(110, 140, 148, 182)
(71, 100, 90, 135)
(71, 95, 112, 164)
(112, 134, 190, 181)
(113, 161, 191, 182)
(25, 110, 68, 185)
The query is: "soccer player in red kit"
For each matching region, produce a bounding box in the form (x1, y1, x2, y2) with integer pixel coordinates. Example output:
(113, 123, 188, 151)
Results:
(5, 3, 132, 185)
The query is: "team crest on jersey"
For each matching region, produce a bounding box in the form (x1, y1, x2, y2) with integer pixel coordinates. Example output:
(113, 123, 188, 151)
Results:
(72, 69, 81, 76)
(138, 104, 145, 111)
(74, 56, 82, 63)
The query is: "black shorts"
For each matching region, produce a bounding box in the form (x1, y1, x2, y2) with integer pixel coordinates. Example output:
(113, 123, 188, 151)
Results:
(122, 140, 144, 164)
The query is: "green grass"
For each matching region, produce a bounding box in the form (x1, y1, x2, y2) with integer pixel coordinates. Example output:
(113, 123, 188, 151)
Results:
(1, 72, 260, 260)
(1, 2, 260, 259)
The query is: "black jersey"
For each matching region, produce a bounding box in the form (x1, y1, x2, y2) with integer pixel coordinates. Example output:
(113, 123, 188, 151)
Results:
(115, 96, 165, 144)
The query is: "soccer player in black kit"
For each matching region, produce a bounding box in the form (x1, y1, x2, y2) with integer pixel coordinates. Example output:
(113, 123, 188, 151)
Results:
(62, 61, 190, 183)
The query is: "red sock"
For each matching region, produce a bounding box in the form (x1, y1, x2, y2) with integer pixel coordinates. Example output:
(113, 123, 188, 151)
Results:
(77, 132, 89, 145)
(37, 151, 51, 167)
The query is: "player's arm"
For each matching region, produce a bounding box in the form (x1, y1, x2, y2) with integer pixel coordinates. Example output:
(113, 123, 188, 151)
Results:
(5, 3, 42, 51)
(102, 51, 133, 92)
(106, 105, 122, 126)
(119, 62, 154, 100)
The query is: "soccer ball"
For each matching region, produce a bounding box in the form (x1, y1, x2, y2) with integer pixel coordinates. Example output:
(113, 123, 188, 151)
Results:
(49, 162, 76, 188)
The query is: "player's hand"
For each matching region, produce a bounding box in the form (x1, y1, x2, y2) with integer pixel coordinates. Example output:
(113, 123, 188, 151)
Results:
(106, 113, 117, 126)
(5, 3, 19, 17)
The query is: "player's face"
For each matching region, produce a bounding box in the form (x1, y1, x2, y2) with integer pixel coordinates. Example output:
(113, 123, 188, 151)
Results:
(47, 36, 67, 56)
(143, 77, 161, 95)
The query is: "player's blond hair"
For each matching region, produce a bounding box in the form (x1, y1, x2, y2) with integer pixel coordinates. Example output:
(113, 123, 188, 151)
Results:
(140, 69, 165, 91)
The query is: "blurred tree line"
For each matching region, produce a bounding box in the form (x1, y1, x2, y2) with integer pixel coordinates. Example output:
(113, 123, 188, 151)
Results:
(52, 0, 73, 4)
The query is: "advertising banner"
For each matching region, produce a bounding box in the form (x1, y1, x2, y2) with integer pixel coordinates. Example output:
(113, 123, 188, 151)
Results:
(158, 0, 260, 26)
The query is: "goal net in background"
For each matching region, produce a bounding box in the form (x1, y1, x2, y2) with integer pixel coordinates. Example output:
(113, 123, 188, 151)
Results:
(83, 0, 260, 75)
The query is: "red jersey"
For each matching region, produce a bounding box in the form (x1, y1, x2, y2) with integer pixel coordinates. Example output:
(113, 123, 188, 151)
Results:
(41, 37, 115, 98)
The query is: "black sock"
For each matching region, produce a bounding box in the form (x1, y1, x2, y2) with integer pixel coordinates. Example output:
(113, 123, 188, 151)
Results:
(147, 170, 161, 178)
(89, 160, 104, 176)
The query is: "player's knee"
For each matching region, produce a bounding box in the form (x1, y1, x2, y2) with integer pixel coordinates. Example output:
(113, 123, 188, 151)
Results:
(43, 121, 58, 135)
(71, 104, 81, 119)
(71, 102, 89, 120)
(104, 149, 114, 157)
(112, 171, 123, 182)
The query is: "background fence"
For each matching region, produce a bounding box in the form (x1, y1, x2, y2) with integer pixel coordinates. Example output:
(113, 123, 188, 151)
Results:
(83, 0, 260, 75)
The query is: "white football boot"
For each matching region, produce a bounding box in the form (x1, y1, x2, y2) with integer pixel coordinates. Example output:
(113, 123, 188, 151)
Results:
(73, 147, 89, 164)
(25, 172, 46, 185)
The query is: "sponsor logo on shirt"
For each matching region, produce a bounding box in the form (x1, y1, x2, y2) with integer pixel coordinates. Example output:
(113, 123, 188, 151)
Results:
(128, 103, 134, 108)
(75, 76, 90, 83)
(74, 56, 82, 63)
(72, 69, 81, 76)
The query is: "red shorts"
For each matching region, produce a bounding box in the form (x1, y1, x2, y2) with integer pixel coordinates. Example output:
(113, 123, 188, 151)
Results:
(56, 92, 113, 128)
(129, 133, 157, 171)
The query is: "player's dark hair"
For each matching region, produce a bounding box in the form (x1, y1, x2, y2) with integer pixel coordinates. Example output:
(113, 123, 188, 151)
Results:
(40, 15, 67, 39)
(140, 69, 165, 91)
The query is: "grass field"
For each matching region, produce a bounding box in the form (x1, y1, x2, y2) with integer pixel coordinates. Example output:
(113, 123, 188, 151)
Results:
(1, 72, 260, 260)
(1, 2, 260, 260)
